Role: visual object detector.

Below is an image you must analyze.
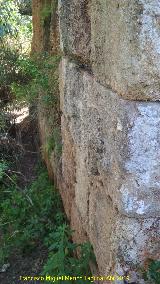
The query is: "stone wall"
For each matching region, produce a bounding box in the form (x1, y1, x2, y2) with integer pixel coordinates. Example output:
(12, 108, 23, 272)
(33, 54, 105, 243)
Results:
(32, 0, 160, 282)
(32, 0, 60, 54)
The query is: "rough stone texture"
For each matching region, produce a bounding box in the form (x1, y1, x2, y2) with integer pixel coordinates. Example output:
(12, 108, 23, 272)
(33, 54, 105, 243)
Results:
(32, 0, 61, 181)
(59, 116, 76, 219)
(60, 58, 160, 219)
(58, 0, 160, 100)
(50, 1, 60, 54)
(70, 201, 88, 244)
(32, 1, 87, 246)
(91, 0, 160, 101)
(32, 0, 44, 53)
(60, 58, 160, 278)
(32, 0, 160, 281)
(32, 0, 60, 54)
(38, 107, 55, 181)
(58, 0, 91, 63)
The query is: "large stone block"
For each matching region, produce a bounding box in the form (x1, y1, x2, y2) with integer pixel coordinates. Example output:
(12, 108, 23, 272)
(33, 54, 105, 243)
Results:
(89, 183, 160, 278)
(60, 116, 76, 219)
(89, 184, 116, 275)
(60, 58, 160, 219)
(70, 201, 88, 244)
(58, 0, 91, 63)
(58, 0, 160, 100)
(112, 216, 160, 283)
(59, 57, 160, 279)
(91, 0, 160, 100)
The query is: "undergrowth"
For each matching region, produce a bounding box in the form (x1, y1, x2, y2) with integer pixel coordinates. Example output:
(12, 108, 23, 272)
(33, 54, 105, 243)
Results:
(0, 163, 95, 283)
(0, 1, 93, 281)
(43, 127, 62, 158)
(142, 260, 160, 284)
(11, 53, 62, 158)
(11, 53, 61, 109)
(40, 0, 58, 25)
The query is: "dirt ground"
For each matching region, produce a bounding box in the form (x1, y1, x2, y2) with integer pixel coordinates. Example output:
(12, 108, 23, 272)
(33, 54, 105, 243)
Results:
(0, 245, 48, 284)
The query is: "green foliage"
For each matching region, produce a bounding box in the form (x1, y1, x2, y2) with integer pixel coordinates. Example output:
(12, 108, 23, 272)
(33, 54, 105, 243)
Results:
(0, 166, 63, 264)
(45, 127, 62, 158)
(0, 46, 23, 88)
(0, 111, 8, 132)
(40, 5, 52, 26)
(0, 1, 94, 278)
(0, 165, 95, 280)
(0, 0, 32, 40)
(12, 54, 62, 159)
(43, 226, 95, 283)
(0, 160, 8, 181)
(0, 0, 21, 38)
(51, 0, 58, 12)
(0, 0, 32, 107)
(143, 260, 160, 284)
(0, 0, 32, 110)
(12, 54, 61, 106)
(40, 0, 58, 26)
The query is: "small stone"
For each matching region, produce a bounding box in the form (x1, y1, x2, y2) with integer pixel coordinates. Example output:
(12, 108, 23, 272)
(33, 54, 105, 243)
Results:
(0, 263, 10, 273)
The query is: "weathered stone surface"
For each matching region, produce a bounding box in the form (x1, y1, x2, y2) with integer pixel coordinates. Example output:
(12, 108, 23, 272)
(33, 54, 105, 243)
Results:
(89, 183, 160, 278)
(70, 201, 88, 244)
(89, 184, 116, 275)
(58, 0, 160, 100)
(50, 0, 60, 54)
(32, 0, 44, 53)
(112, 217, 160, 266)
(38, 108, 55, 180)
(32, 0, 59, 53)
(59, 116, 76, 219)
(33, 0, 160, 279)
(60, 58, 160, 219)
(91, 0, 160, 100)
(60, 57, 160, 277)
(112, 217, 160, 283)
(58, 0, 91, 63)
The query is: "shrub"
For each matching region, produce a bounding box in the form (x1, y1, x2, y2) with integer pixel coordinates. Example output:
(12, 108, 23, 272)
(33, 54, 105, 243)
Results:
(0, 0, 32, 106)
(143, 260, 160, 284)
(11, 54, 61, 107)
(0, 165, 95, 282)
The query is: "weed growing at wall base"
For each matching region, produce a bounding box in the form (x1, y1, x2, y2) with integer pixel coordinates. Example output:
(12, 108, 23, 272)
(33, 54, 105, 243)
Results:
(143, 260, 160, 284)
(40, 0, 58, 25)
(0, 164, 95, 282)
(44, 127, 62, 158)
